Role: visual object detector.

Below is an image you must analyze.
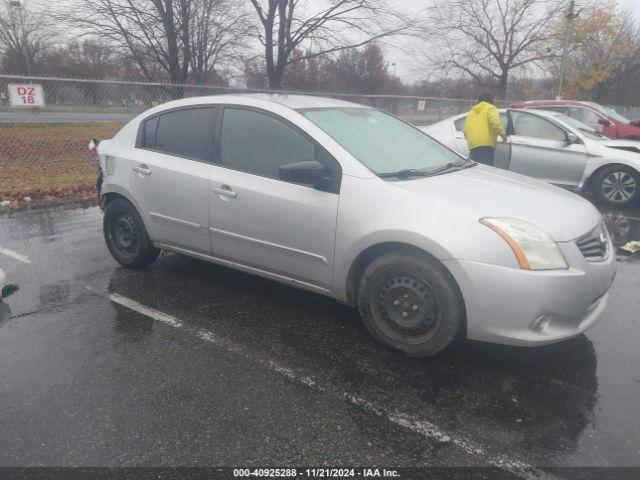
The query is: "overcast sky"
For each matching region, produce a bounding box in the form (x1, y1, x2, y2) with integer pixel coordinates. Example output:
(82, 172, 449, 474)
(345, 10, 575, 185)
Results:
(385, 0, 640, 82)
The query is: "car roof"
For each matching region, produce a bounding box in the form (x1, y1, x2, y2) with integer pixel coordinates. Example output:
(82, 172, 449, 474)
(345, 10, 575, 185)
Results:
(512, 100, 594, 108)
(237, 93, 367, 110)
(151, 93, 369, 112)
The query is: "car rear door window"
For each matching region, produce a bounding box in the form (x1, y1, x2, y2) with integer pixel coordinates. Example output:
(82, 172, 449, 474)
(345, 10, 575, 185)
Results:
(220, 108, 315, 179)
(511, 111, 566, 141)
(154, 107, 216, 162)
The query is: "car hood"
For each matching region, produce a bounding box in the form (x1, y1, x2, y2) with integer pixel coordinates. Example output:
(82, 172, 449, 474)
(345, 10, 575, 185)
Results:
(392, 165, 602, 242)
(600, 139, 640, 153)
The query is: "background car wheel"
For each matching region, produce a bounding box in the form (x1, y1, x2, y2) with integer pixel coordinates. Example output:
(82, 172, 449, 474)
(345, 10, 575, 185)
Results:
(593, 166, 640, 207)
(357, 252, 464, 357)
(103, 198, 160, 268)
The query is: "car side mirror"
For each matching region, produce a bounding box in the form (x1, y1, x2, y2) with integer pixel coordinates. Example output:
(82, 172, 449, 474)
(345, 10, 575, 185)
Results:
(598, 118, 612, 127)
(279, 160, 332, 187)
(566, 132, 579, 144)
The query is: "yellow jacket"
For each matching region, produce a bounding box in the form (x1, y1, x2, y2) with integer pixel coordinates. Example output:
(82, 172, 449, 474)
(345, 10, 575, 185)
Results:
(463, 101, 506, 149)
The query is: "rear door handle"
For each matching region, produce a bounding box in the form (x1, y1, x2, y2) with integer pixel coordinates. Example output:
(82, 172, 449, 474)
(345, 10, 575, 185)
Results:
(133, 164, 152, 175)
(211, 184, 237, 198)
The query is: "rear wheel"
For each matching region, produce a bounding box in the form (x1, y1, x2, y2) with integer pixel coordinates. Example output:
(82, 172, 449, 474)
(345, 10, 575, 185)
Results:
(592, 165, 640, 207)
(103, 198, 159, 268)
(357, 252, 464, 357)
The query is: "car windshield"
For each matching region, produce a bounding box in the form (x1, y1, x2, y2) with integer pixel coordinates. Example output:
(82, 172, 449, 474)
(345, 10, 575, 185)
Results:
(590, 103, 631, 123)
(553, 113, 612, 140)
(298, 107, 464, 175)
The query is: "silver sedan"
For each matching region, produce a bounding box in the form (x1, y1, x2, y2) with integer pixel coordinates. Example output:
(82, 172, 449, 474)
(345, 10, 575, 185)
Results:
(95, 95, 616, 357)
(421, 109, 640, 207)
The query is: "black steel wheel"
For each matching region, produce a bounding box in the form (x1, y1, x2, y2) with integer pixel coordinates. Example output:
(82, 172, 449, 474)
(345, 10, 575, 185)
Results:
(357, 251, 464, 357)
(103, 198, 159, 268)
(376, 274, 442, 344)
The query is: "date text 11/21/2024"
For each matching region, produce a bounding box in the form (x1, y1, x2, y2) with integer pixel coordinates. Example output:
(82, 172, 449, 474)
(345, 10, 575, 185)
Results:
(232, 468, 400, 478)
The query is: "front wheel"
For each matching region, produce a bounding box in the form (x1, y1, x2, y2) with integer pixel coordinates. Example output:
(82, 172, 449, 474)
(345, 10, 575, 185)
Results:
(103, 198, 160, 268)
(592, 166, 640, 207)
(357, 252, 464, 357)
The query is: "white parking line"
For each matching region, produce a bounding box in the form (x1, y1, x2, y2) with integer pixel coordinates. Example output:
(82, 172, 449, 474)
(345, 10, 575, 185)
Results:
(109, 294, 182, 328)
(0, 246, 31, 264)
(109, 293, 554, 479)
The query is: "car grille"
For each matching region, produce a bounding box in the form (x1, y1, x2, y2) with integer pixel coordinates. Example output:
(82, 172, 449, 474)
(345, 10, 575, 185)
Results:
(576, 222, 609, 262)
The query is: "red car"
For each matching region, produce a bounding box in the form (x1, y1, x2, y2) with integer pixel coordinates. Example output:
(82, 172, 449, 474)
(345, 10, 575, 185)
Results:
(511, 100, 640, 140)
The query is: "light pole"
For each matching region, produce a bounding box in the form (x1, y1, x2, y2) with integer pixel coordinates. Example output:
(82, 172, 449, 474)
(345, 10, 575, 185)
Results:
(9, 0, 32, 76)
(557, 0, 579, 100)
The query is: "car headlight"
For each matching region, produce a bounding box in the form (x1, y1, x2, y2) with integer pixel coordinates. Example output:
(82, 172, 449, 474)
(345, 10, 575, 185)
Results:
(480, 218, 568, 270)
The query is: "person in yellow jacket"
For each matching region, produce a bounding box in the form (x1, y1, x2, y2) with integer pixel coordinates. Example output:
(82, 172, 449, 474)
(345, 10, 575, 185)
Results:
(463, 92, 507, 165)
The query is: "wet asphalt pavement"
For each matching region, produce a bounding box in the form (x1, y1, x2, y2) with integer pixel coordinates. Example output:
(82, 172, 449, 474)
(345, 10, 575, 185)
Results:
(0, 199, 639, 476)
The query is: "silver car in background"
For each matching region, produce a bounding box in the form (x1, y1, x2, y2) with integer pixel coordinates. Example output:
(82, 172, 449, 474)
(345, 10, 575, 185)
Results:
(95, 94, 616, 357)
(422, 109, 640, 207)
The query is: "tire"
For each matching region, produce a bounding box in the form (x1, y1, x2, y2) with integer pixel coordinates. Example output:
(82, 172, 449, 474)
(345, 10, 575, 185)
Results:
(592, 165, 640, 207)
(103, 198, 160, 268)
(357, 252, 464, 357)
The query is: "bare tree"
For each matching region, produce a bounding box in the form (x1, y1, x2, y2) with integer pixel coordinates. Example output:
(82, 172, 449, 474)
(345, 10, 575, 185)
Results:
(0, 0, 52, 75)
(423, 0, 564, 99)
(57, 0, 249, 90)
(247, 0, 413, 90)
(55, 0, 191, 86)
(189, 0, 251, 84)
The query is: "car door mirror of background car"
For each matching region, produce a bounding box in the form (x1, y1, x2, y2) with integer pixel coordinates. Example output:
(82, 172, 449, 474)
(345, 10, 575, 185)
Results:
(598, 118, 613, 127)
(279, 160, 336, 192)
(566, 132, 579, 144)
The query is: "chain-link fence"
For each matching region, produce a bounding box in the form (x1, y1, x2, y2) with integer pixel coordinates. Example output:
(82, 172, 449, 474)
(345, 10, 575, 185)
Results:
(0, 74, 486, 202)
(0, 74, 637, 204)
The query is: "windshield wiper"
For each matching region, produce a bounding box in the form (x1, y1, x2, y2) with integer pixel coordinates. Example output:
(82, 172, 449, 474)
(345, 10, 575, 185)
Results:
(377, 168, 431, 179)
(378, 161, 475, 179)
(423, 161, 476, 177)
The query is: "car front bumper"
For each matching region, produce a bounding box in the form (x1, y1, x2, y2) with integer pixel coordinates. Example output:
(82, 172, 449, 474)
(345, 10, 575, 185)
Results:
(443, 239, 617, 346)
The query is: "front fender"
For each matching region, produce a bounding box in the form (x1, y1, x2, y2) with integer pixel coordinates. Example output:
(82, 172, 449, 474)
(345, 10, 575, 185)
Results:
(332, 229, 455, 302)
(582, 157, 640, 190)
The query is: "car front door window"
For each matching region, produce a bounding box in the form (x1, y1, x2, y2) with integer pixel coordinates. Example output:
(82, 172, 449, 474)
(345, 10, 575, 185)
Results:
(221, 107, 316, 180)
(511, 111, 566, 141)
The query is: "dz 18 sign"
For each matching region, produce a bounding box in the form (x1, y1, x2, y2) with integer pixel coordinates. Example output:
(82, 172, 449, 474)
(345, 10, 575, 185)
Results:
(8, 84, 45, 107)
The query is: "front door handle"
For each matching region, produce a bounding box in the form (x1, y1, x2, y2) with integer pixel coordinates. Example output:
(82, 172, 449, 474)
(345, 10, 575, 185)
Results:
(133, 164, 152, 175)
(212, 184, 237, 198)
